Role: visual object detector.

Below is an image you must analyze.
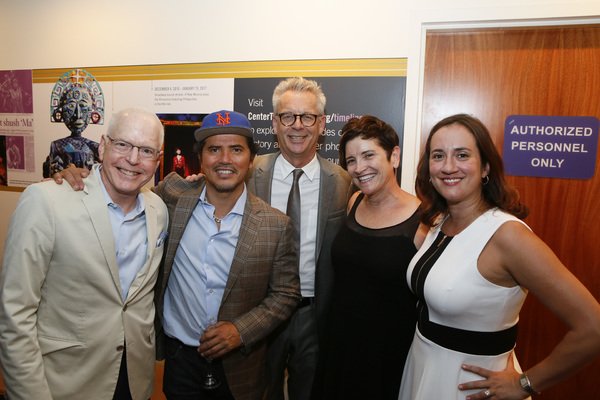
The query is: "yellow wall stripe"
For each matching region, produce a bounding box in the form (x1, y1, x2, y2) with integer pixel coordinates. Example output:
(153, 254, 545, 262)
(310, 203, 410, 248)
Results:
(32, 58, 407, 83)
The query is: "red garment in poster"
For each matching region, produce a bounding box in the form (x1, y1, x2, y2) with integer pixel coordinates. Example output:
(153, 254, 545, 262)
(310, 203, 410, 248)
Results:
(172, 155, 188, 177)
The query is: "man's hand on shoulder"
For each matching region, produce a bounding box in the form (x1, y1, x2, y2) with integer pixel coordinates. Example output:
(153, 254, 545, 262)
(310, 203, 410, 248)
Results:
(185, 173, 204, 183)
(52, 164, 89, 191)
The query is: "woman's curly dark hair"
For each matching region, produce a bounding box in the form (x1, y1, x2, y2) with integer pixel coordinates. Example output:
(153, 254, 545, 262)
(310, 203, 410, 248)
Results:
(339, 115, 398, 170)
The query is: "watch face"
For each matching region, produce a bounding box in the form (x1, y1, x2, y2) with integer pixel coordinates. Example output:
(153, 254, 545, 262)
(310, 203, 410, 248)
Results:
(520, 373, 538, 395)
(520, 375, 528, 386)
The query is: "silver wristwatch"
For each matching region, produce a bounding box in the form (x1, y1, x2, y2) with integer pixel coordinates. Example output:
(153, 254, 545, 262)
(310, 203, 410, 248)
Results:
(519, 372, 540, 395)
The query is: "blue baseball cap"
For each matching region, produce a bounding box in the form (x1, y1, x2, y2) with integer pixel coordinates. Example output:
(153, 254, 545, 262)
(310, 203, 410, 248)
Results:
(194, 110, 253, 142)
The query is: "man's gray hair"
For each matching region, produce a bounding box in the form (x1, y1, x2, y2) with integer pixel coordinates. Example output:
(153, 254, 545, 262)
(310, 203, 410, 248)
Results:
(272, 77, 326, 115)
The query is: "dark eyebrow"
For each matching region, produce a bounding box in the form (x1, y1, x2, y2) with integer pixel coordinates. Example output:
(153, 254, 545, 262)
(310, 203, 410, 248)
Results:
(207, 144, 246, 151)
(454, 147, 472, 152)
(431, 147, 471, 153)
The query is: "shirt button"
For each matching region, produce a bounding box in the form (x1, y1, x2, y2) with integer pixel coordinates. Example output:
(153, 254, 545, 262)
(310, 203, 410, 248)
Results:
(116, 345, 124, 351)
(209, 289, 213, 294)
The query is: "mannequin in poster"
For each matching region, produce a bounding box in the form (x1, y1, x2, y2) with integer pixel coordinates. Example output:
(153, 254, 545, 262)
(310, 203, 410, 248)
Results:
(172, 148, 188, 177)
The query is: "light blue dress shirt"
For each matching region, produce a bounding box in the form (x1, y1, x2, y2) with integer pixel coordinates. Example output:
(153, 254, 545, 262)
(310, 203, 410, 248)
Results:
(96, 166, 148, 301)
(163, 185, 247, 346)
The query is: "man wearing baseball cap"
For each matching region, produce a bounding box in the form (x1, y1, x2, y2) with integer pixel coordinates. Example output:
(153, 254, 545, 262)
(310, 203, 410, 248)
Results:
(153, 110, 300, 400)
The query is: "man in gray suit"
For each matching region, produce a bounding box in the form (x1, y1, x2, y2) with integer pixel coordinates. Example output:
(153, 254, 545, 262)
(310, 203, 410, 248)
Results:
(153, 110, 300, 400)
(252, 77, 352, 400)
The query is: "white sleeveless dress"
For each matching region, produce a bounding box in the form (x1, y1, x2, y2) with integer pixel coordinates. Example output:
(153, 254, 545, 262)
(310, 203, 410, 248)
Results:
(399, 208, 531, 400)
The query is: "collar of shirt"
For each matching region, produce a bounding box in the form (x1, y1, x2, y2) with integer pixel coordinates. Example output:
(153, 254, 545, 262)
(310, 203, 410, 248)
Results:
(276, 153, 319, 182)
(198, 183, 248, 224)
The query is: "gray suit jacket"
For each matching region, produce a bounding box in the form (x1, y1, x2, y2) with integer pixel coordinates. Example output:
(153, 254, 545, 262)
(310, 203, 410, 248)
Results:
(246, 152, 352, 343)
(153, 172, 301, 400)
(0, 165, 168, 400)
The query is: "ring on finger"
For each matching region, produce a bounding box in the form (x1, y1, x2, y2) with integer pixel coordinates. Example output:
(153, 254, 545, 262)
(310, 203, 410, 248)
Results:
(483, 389, 491, 398)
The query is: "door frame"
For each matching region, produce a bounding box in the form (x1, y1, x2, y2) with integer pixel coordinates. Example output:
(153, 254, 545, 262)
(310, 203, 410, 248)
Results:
(401, 11, 600, 193)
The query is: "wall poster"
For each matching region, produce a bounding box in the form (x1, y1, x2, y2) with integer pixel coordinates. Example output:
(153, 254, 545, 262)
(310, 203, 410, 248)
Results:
(0, 59, 407, 191)
(0, 70, 34, 188)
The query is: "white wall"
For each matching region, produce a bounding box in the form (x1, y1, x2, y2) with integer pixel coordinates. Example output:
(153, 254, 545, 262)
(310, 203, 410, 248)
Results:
(1, 0, 599, 259)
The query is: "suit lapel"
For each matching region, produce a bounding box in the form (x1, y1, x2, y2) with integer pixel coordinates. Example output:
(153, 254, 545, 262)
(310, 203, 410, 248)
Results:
(251, 152, 278, 203)
(221, 194, 260, 304)
(157, 177, 206, 303)
(82, 170, 123, 299)
(315, 154, 336, 259)
(166, 193, 202, 261)
(126, 190, 157, 302)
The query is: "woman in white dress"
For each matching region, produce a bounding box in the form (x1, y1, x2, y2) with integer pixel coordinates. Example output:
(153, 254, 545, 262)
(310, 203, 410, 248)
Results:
(399, 114, 600, 400)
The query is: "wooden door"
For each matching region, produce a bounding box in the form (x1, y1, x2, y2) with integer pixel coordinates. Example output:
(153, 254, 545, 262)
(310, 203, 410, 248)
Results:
(422, 25, 600, 399)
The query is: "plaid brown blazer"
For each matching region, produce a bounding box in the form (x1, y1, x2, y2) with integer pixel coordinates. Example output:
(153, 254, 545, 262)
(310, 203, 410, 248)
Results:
(153, 172, 300, 400)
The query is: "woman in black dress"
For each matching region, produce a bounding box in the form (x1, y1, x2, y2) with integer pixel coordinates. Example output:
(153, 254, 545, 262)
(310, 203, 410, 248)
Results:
(313, 115, 427, 400)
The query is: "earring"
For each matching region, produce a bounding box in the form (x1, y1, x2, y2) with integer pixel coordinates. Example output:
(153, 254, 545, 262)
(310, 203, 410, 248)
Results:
(482, 176, 490, 185)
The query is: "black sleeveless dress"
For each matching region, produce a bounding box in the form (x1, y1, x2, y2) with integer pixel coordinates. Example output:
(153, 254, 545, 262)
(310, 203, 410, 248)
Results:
(315, 193, 420, 400)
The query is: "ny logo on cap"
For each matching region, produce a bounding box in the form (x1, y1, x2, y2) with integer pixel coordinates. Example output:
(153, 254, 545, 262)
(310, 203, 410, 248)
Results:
(216, 113, 231, 126)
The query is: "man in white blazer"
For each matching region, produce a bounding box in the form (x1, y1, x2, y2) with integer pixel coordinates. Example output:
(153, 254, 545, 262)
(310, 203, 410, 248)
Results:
(0, 108, 169, 400)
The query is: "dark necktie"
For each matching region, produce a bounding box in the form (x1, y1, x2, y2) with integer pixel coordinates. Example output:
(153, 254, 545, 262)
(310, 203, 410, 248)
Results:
(286, 168, 303, 251)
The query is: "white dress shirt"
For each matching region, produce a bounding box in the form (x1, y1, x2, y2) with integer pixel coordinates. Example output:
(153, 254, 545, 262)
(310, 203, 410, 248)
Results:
(271, 154, 320, 297)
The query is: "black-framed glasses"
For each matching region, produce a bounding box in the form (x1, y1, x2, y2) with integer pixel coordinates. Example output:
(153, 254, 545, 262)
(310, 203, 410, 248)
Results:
(106, 136, 161, 160)
(277, 113, 320, 127)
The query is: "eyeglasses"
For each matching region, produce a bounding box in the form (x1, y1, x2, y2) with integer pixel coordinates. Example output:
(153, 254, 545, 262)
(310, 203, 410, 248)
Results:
(106, 136, 161, 160)
(277, 113, 320, 127)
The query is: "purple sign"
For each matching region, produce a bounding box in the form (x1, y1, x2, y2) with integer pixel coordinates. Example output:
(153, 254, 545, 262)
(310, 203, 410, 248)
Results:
(503, 115, 599, 179)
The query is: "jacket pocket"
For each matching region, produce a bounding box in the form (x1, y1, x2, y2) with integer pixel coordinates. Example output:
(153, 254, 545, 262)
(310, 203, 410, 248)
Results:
(38, 334, 85, 356)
